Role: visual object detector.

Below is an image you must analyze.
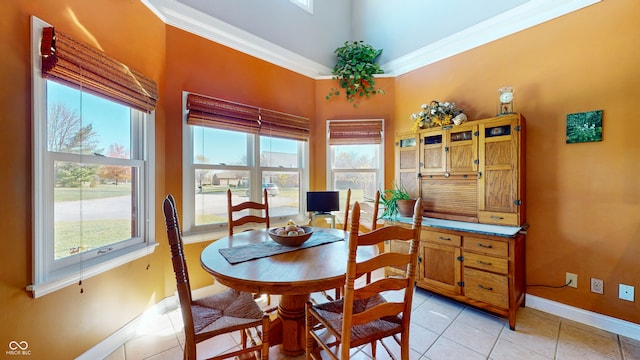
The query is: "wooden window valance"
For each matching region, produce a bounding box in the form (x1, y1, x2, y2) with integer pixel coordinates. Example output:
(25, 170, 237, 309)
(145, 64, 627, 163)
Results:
(186, 93, 310, 141)
(328, 120, 383, 145)
(40, 27, 158, 113)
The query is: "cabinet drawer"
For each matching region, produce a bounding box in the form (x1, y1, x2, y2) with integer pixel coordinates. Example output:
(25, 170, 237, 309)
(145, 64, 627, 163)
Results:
(464, 237, 508, 257)
(422, 231, 461, 246)
(464, 268, 508, 308)
(464, 252, 508, 275)
(478, 211, 518, 226)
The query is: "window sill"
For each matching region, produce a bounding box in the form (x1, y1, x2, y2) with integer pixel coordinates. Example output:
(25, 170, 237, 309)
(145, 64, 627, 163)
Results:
(27, 242, 159, 298)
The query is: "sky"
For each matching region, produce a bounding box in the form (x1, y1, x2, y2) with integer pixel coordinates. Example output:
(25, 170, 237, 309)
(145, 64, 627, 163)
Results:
(47, 80, 131, 155)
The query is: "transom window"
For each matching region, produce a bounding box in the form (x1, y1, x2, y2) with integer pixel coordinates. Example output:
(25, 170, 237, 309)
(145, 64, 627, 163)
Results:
(290, 0, 313, 14)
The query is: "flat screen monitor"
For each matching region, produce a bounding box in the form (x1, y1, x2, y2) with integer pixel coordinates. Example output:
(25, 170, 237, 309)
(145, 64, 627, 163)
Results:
(306, 191, 340, 214)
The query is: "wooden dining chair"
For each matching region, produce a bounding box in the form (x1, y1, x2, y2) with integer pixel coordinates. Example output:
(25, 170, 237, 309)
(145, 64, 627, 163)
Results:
(333, 189, 378, 300)
(163, 195, 270, 360)
(227, 188, 273, 305)
(305, 199, 423, 360)
(341, 188, 352, 231)
(359, 190, 381, 233)
(227, 188, 270, 236)
(324, 188, 352, 301)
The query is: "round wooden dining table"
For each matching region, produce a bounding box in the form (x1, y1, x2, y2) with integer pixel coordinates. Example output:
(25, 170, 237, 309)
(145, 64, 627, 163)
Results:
(200, 227, 375, 356)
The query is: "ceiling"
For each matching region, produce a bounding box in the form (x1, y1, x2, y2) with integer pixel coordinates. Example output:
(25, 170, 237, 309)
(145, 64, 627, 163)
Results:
(142, 0, 599, 78)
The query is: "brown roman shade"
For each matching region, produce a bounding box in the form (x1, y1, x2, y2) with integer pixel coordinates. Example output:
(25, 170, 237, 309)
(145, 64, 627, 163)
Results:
(328, 120, 383, 145)
(40, 27, 158, 113)
(186, 93, 310, 141)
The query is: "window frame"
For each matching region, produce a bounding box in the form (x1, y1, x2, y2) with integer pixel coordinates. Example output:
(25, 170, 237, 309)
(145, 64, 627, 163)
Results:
(326, 119, 385, 201)
(181, 92, 309, 241)
(29, 17, 156, 298)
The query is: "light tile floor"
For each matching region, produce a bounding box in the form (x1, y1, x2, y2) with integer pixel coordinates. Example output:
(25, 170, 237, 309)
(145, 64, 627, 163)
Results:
(105, 287, 640, 360)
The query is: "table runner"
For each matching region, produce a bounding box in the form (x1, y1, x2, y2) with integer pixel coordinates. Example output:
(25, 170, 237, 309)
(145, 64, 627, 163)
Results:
(219, 231, 344, 265)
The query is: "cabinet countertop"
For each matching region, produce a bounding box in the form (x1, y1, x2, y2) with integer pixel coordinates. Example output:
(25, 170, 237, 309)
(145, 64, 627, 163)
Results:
(387, 216, 523, 238)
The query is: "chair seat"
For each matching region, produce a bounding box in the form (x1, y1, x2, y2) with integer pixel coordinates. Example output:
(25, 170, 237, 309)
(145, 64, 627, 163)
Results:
(310, 294, 403, 348)
(193, 289, 265, 337)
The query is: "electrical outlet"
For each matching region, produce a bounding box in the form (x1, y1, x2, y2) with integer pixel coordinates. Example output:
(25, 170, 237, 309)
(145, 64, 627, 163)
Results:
(591, 278, 604, 294)
(619, 284, 635, 302)
(566, 272, 577, 288)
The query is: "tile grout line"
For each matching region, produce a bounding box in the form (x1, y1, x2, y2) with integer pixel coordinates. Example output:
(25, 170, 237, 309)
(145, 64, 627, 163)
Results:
(617, 334, 624, 360)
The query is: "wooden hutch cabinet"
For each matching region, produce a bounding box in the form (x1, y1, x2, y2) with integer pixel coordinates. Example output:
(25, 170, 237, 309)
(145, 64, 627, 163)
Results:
(388, 113, 526, 330)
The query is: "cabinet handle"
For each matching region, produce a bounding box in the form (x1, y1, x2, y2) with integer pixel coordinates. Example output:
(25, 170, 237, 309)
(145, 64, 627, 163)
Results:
(477, 172, 482, 179)
(477, 242, 493, 249)
(438, 236, 452, 241)
(478, 284, 493, 291)
(491, 215, 504, 220)
(477, 260, 493, 266)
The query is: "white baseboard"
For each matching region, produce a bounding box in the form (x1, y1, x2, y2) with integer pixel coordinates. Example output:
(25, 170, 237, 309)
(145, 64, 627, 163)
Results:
(75, 296, 178, 360)
(526, 294, 640, 341)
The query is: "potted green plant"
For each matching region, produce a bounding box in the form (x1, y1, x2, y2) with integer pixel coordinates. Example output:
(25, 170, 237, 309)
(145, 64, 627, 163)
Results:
(326, 41, 385, 107)
(379, 183, 416, 218)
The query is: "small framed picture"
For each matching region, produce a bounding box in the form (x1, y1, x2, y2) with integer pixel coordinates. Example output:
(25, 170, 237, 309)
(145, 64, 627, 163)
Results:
(566, 110, 603, 144)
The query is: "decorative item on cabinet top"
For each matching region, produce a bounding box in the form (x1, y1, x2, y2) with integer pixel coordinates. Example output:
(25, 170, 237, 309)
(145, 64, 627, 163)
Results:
(497, 86, 514, 116)
(411, 100, 466, 132)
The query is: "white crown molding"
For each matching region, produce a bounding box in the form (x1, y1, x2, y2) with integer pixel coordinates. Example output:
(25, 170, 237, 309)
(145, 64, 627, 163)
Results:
(382, 0, 601, 76)
(143, 0, 600, 79)
(142, 0, 331, 79)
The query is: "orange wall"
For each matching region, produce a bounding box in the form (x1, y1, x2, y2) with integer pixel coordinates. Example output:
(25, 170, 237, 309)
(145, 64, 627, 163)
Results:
(395, 0, 640, 323)
(0, 1, 167, 358)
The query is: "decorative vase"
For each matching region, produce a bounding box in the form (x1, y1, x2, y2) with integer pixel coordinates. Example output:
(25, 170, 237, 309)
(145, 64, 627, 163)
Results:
(452, 113, 467, 125)
(396, 199, 417, 217)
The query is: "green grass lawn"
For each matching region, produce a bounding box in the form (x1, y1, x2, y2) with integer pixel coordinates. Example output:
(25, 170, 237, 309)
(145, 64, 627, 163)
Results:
(55, 219, 132, 259)
(55, 183, 131, 202)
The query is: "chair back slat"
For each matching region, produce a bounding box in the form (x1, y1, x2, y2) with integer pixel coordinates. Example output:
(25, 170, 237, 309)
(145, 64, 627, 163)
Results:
(353, 278, 408, 300)
(227, 189, 270, 235)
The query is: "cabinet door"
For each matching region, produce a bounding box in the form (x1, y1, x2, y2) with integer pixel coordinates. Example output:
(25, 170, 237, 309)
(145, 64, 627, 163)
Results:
(478, 114, 523, 225)
(419, 129, 446, 175)
(419, 241, 462, 295)
(447, 124, 478, 175)
(395, 133, 420, 198)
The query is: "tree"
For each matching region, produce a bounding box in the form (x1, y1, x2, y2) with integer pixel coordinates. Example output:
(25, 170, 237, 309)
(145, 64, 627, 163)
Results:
(47, 102, 99, 154)
(97, 144, 131, 185)
(48, 102, 100, 187)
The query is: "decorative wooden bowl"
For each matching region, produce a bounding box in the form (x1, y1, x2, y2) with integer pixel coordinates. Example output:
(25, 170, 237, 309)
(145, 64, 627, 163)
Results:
(268, 226, 314, 247)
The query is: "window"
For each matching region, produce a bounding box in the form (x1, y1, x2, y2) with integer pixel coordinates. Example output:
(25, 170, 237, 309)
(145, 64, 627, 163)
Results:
(30, 18, 156, 297)
(327, 120, 384, 205)
(182, 93, 309, 237)
(290, 0, 313, 14)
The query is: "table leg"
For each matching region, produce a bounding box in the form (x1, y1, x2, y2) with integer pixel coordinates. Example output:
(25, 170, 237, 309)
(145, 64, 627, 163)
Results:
(277, 294, 309, 356)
